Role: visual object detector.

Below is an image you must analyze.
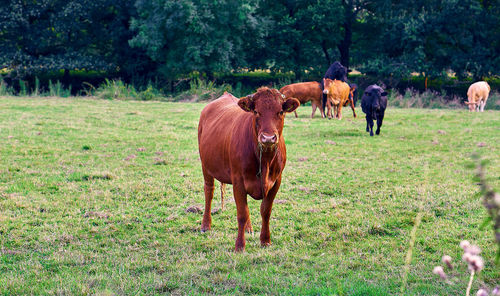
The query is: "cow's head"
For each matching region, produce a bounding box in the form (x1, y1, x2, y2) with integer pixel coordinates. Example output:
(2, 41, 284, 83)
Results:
(464, 100, 476, 111)
(364, 85, 388, 110)
(323, 78, 334, 94)
(238, 87, 299, 148)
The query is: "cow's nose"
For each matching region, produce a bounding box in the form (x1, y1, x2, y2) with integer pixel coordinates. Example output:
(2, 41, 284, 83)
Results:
(260, 133, 277, 144)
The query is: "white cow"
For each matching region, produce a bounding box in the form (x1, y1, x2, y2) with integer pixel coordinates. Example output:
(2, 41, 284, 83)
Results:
(465, 81, 490, 112)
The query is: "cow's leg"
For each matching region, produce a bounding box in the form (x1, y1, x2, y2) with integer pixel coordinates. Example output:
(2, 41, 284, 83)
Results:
(294, 110, 298, 118)
(350, 99, 357, 118)
(260, 178, 281, 247)
(337, 104, 343, 120)
(318, 100, 326, 118)
(201, 168, 215, 232)
(480, 100, 486, 112)
(327, 103, 332, 120)
(376, 111, 385, 135)
(220, 182, 226, 211)
(311, 102, 317, 118)
(366, 114, 374, 136)
(233, 183, 250, 252)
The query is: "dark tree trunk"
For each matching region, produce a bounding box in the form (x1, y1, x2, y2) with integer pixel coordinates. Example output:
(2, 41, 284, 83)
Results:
(63, 69, 70, 87)
(338, 0, 355, 70)
(321, 40, 332, 66)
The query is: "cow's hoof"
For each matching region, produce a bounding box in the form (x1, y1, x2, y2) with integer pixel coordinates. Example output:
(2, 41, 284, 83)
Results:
(260, 241, 272, 247)
(200, 224, 210, 232)
(245, 225, 254, 234)
(370, 132, 374, 136)
(376, 130, 380, 135)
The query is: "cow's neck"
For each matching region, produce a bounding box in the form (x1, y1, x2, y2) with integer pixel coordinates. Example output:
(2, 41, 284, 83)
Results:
(255, 142, 280, 198)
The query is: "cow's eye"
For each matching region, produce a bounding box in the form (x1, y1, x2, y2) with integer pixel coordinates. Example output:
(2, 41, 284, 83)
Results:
(279, 111, 284, 116)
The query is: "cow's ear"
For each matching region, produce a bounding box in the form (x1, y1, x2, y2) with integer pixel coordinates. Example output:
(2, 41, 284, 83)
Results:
(238, 96, 255, 112)
(282, 98, 300, 113)
(381, 91, 388, 96)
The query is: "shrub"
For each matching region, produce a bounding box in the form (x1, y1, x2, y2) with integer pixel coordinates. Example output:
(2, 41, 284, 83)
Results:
(95, 79, 137, 100)
(173, 78, 232, 102)
(390, 88, 463, 109)
(0, 80, 13, 96)
(138, 84, 158, 101)
(48, 80, 71, 97)
(485, 91, 500, 110)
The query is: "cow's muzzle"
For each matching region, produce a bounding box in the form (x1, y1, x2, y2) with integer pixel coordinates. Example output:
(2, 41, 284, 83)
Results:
(259, 133, 278, 148)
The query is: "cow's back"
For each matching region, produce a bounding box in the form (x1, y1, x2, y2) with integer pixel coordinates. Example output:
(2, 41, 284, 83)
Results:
(280, 82, 322, 104)
(328, 80, 350, 104)
(467, 81, 490, 102)
(198, 93, 251, 184)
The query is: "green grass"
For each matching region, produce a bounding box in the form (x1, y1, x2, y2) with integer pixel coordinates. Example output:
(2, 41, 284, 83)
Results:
(0, 96, 498, 295)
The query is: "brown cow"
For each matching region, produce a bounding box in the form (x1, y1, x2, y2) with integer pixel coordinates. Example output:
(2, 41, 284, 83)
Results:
(280, 81, 324, 118)
(342, 85, 357, 118)
(198, 87, 299, 251)
(323, 78, 351, 120)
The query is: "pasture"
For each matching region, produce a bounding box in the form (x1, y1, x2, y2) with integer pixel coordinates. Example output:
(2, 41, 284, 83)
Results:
(0, 97, 499, 295)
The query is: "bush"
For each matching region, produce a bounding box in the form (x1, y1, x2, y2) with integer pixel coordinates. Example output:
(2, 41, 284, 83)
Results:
(486, 91, 500, 110)
(138, 84, 158, 101)
(389, 88, 463, 109)
(173, 78, 232, 102)
(95, 79, 137, 100)
(48, 80, 71, 97)
(0, 80, 13, 96)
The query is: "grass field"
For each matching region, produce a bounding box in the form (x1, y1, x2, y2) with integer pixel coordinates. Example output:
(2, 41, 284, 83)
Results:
(0, 96, 499, 295)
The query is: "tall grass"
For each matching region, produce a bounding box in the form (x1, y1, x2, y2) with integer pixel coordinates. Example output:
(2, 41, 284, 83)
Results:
(95, 79, 137, 100)
(389, 88, 500, 110)
(390, 88, 463, 109)
(0, 80, 13, 96)
(48, 80, 71, 97)
(173, 78, 232, 102)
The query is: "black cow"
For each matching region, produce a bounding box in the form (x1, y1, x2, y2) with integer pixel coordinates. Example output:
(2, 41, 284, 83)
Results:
(361, 85, 387, 136)
(321, 62, 348, 114)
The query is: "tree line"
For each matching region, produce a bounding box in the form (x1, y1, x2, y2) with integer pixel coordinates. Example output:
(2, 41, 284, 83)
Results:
(0, 0, 498, 92)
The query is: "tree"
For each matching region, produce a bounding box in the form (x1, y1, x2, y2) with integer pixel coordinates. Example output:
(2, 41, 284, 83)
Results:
(358, 0, 500, 80)
(255, 0, 344, 77)
(130, 0, 267, 84)
(0, 0, 148, 83)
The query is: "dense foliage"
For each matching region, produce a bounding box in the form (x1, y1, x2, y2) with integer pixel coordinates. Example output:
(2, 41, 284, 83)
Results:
(0, 0, 498, 88)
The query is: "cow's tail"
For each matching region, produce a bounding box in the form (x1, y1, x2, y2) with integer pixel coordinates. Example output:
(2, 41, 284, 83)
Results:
(320, 80, 326, 115)
(220, 182, 226, 211)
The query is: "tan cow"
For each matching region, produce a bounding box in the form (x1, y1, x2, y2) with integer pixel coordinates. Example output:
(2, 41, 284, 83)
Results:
(323, 78, 351, 120)
(465, 81, 490, 112)
(280, 81, 324, 118)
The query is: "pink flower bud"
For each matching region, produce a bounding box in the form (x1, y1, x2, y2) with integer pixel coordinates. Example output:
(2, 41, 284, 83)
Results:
(467, 245, 481, 255)
(463, 252, 473, 263)
(494, 193, 500, 207)
(467, 255, 484, 272)
(476, 289, 489, 296)
(433, 266, 447, 280)
(460, 240, 471, 250)
(442, 255, 453, 269)
(491, 286, 499, 296)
